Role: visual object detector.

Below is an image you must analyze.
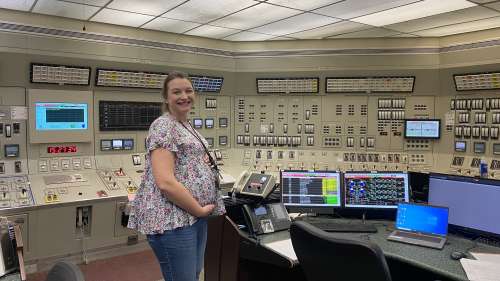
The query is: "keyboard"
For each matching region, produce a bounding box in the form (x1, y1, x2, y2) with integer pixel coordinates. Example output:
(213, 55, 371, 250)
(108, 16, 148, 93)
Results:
(392, 230, 442, 243)
(305, 220, 378, 233)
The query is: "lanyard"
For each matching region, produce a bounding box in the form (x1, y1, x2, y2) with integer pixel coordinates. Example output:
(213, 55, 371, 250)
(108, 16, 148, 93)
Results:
(179, 121, 219, 174)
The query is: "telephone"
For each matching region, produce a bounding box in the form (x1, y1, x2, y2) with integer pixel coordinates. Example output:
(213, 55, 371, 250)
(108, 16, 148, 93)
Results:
(232, 171, 276, 199)
(242, 203, 291, 235)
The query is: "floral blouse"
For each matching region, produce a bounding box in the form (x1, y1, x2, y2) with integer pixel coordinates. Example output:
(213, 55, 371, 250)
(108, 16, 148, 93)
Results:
(128, 113, 225, 234)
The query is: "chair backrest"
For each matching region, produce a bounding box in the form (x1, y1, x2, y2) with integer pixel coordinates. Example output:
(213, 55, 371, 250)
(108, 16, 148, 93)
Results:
(45, 261, 85, 281)
(290, 221, 392, 281)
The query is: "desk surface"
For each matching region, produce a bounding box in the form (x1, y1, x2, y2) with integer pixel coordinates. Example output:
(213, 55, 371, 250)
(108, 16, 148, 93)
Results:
(246, 219, 500, 281)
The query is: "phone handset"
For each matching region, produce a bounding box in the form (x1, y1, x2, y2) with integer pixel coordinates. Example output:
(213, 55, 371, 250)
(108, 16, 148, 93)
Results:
(232, 170, 250, 194)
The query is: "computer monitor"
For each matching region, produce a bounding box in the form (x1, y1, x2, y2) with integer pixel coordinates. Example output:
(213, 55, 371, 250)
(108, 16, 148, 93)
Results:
(344, 172, 409, 209)
(404, 119, 440, 139)
(281, 170, 341, 215)
(35, 102, 88, 130)
(429, 173, 500, 238)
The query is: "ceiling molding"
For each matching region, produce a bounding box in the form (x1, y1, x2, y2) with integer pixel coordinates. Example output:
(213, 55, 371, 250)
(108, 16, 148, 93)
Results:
(0, 20, 499, 58)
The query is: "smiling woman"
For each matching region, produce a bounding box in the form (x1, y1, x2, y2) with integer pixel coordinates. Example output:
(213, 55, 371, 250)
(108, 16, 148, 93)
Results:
(128, 71, 226, 281)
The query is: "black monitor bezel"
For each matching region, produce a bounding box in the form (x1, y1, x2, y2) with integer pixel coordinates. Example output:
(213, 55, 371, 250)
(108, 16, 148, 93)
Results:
(280, 169, 342, 215)
(343, 171, 410, 210)
(404, 119, 441, 139)
(429, 173, 500, 240)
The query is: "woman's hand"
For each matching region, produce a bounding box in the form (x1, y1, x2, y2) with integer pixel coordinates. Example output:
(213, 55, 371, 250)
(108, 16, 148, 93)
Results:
(196, 204, 215, 217)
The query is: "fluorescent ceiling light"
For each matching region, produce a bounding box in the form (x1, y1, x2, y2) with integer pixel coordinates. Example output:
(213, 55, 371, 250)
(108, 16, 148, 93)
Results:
(33, 0, 99, 20)
(0, 0, 36, 11)
(386, 6, 499, 33)
(185, 25, 241, 39)
(163, 0, 256, 23)
(91, 8, 154, 27)
(267, 0, 342, 11)
(107, 0, 187, 16)
(289, 21, 371, 39)
(314, 0, 422, 20)
(142, 18, 201, 33)
(250, 13, 340, 36)
(224, 31, 275, 41)
(210, 3, 301, 30)
(414, 16, 500, 36)
(351, 0, 477, 26)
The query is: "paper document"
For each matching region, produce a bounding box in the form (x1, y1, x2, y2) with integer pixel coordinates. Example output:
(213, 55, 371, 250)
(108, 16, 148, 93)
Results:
(460, 258, 500, 281)
(470, 252, 500, 264)
(262, 239, 297, 262)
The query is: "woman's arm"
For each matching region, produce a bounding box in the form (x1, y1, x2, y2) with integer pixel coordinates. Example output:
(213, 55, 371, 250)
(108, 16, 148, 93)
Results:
(151, 148, 214, 217)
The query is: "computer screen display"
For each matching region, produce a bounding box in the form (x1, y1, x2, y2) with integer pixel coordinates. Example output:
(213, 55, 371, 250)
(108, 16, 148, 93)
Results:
(35, 103, 88, 130)
(281, 170, 341, 214)
(396, 203, 448, 236)
(429, 174, 500, 237)
(455, 141, 466, 152)
(404, 119, 440, 139)
(344, 172, 409, 209)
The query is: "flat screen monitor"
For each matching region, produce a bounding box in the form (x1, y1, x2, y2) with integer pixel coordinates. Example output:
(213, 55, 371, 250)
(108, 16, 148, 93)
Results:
(281, 170, 341, 215)
(455, 141, 466, 152)
(344, 172, 409, 209)
(193, 118, 203, 129)
(429, 174, 500, 237)
(404, 119, 440, 139)
(35, 103, 88, 130)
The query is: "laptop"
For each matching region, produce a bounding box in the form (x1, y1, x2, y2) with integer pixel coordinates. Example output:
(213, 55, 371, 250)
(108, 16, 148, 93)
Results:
(387, 203, 449, 249)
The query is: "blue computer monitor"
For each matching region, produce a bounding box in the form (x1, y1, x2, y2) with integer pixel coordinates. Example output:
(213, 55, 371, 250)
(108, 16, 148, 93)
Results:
(344, 172, 409, 209)
(429, 173, 500, 238)
(35, 102, 88, 130)
(396, 203, 449, 236)
(281, 170, 341, 215)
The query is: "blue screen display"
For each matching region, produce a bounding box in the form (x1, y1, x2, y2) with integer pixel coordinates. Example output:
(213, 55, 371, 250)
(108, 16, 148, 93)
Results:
(396, 203, 448, 236)
(36, 103, 88, 131)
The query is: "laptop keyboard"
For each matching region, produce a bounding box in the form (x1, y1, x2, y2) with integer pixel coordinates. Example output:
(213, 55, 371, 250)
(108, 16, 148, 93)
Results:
(393, 230, 443, 243)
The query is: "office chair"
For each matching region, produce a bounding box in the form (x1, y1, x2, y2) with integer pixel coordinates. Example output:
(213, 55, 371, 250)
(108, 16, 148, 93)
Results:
(45, 261, 85, 281)
(290, 221, 392, 281)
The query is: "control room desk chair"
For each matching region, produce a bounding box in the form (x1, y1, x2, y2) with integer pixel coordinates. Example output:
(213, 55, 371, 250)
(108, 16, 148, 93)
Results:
(290, 221, 392, 281)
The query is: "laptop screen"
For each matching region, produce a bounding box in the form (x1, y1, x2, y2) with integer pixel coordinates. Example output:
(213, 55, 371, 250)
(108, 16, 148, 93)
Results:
(395, 203, 449, 236)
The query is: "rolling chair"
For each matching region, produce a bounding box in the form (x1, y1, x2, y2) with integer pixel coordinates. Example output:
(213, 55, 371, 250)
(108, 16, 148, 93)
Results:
(290, 221, 392, 281)
(45, 261, 85, 281)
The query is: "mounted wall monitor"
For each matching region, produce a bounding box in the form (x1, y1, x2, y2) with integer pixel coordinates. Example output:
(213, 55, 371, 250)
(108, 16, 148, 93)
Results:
(100, 140, 112, 151)
(193, 118, 203, 129)
(205, 118, 214, 129)
(474, 142, 486, 154)
(36, 103, 88, 131)
(493, 143, 500, 155)
(123, 139, 134, 150)
(404, 119, 440, 139)
(455, 141, 466, 152)
(112, 139, 123, 150)
(219, 117, 228, 128)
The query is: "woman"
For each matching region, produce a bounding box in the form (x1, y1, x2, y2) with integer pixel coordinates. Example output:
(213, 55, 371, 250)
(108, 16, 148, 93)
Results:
(128, 71, 226, 281)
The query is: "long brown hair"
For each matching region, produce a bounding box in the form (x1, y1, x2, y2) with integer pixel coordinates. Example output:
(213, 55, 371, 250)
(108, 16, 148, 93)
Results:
(161, 71, 191, 113)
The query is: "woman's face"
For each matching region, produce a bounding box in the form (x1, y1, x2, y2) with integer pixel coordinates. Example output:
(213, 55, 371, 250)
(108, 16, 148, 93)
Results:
(166, 78, 195, 116)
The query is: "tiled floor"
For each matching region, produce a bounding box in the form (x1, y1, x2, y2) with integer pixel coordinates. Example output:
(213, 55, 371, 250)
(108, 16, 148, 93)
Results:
(27, 250, 163, 281)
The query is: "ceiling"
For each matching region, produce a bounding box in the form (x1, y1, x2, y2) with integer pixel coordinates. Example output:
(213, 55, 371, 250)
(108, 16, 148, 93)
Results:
(1, 0, 500, 41)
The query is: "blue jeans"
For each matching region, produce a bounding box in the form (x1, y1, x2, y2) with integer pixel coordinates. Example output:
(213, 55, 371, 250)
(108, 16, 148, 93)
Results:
(147, 218, 207, 281)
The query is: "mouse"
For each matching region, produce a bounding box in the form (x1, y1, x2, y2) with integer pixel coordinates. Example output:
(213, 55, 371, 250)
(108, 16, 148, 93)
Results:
(450, 251, 467, 260)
